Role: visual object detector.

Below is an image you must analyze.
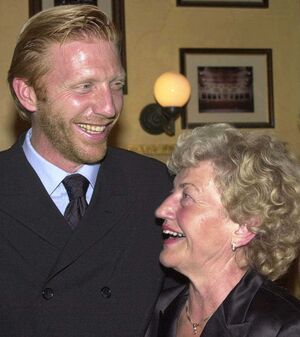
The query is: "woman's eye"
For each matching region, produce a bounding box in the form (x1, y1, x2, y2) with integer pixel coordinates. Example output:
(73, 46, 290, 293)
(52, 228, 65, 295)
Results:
(181, 192, 192, 203)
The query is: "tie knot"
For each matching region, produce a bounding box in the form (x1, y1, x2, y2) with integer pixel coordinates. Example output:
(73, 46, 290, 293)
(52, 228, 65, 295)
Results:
(62, 174, 89, 200)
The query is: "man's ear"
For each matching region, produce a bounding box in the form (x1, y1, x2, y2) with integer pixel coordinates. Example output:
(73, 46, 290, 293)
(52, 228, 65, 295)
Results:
(232, 217, 259, 248)
(12, 78, 37, 112)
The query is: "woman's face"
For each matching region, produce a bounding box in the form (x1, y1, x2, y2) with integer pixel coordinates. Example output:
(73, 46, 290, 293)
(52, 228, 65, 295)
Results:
(156, 160, 238, 277)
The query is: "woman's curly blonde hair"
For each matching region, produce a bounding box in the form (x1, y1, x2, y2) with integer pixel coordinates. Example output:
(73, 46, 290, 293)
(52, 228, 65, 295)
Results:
(168, 123, 300, 280)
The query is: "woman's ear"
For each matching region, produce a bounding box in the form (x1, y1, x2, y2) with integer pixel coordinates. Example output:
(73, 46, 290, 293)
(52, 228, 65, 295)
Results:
(12, 78, 37, 112)
(232, 217, 260, 249)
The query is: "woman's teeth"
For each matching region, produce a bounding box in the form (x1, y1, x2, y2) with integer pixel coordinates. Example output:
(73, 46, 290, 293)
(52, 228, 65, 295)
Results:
(162, 229, 186, 239)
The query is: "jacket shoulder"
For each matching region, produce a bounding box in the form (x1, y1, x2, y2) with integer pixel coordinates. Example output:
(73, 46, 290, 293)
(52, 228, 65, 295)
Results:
(257, 279, 300, 316)
(106, 147, 172, 181)
(0, 138, 28, 176)
(107, 146, 167, 167)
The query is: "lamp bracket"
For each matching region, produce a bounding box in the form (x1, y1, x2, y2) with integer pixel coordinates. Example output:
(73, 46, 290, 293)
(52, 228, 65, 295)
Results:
(139, 103, 168, 135)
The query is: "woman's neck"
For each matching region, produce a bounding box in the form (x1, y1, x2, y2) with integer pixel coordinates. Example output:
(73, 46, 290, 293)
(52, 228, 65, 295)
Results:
(187, 260, 247, 321)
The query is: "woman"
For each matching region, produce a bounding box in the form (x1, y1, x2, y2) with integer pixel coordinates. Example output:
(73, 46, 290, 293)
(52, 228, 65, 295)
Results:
(146, 123, 300, 337)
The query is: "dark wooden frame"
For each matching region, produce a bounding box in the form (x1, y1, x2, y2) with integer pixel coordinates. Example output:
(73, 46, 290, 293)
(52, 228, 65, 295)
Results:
(176, 0, 268, 8)
(28, 0, 127, 94)
(180, 48, 274, 129)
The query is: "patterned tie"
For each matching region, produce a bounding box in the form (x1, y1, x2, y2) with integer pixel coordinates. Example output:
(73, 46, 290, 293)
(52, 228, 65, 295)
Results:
(62, 174, 89, 230)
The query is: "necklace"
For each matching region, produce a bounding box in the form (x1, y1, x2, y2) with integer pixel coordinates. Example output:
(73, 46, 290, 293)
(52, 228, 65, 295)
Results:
(185, 305, 211, 335)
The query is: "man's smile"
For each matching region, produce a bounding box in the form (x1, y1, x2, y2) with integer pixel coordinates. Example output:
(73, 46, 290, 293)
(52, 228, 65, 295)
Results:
(77, 123, 106, 134)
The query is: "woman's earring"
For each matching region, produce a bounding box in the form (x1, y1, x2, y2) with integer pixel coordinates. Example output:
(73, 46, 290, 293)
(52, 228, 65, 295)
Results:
(231, 242, 237, 252)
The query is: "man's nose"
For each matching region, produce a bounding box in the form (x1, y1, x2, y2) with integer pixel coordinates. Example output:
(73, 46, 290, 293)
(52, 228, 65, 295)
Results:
(92, 85, 116, 118)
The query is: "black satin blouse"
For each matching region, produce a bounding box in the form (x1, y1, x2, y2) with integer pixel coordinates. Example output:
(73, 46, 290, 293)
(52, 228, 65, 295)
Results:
(145, 269, 300, 337)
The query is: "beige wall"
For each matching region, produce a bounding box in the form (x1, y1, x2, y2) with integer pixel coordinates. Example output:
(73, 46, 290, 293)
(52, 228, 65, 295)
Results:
(120, 0, 300, 159)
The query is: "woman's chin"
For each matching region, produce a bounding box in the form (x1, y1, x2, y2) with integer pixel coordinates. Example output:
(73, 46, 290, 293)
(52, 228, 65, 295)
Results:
(159, 251, 179, 270)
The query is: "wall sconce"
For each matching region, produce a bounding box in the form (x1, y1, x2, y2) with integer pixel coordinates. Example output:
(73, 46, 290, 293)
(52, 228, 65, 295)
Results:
(139, 72, 191, 136)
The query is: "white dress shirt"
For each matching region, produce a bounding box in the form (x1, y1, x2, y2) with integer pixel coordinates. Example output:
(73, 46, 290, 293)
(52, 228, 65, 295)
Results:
(22, 129, 100, 215)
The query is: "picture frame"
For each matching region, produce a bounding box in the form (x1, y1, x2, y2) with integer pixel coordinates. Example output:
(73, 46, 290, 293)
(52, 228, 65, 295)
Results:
(179, 48, 274, 128)
(28, 0, 127, 94)
(176, 0, 268, 8)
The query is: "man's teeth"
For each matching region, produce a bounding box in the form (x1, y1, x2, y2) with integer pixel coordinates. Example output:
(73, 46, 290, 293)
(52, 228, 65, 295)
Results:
(163, 229, 186, 238)
(78, 124, 105, 133)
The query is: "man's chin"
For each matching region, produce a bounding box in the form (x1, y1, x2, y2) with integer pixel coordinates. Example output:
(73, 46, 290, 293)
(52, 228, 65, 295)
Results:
(79, 145, 108, 164)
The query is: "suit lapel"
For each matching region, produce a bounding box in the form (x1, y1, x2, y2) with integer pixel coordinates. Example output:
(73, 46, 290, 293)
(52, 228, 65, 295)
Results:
(203, 314, 251, 337)
(158, 287, 188, 337)
(0, 143, 135, 278)
(202, 270, 263, 337)
(0, 138, 72, 249)
(49, 147, 133, 277)
(157, 271, 263, 337)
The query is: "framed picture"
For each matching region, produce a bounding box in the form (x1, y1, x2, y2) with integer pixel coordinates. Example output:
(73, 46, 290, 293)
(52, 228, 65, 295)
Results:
(28, 0, 127, 94)
(176, 0, 268, 8)
(180, 48, 274, 128)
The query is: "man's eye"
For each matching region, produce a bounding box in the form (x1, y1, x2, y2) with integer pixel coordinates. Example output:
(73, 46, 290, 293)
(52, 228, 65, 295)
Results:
(111, 80, 125, 91)
(82, 83, 93, 90)
(75, 83, 92, 92)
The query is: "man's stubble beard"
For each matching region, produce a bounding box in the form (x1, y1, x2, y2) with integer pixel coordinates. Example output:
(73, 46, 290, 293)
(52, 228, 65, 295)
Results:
(35, 101, 108, 165)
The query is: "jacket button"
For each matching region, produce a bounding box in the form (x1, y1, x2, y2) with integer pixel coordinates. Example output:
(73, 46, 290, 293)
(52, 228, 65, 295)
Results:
(100, 286, 112, 298)
(42, 287, 54, 300)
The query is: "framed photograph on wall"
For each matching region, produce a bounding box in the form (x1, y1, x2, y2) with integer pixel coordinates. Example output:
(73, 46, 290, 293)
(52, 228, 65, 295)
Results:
(28, 0, 128, 94)
(176, 0, 268, 8)
(179, 48, 274, 128)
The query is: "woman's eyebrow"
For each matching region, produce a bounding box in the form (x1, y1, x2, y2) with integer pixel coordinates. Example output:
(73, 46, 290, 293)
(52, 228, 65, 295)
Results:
(179, 182, 200, 193)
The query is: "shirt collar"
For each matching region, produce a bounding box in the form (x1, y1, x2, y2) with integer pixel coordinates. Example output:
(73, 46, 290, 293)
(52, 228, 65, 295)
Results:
(22, 129, 100, 195)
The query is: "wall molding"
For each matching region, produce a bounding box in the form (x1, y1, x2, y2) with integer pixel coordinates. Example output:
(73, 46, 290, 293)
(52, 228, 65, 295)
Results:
(126, 144, 174, 156)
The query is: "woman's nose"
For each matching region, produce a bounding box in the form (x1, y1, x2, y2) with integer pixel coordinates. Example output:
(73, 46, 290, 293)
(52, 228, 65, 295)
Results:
(155, 195, 175, 219)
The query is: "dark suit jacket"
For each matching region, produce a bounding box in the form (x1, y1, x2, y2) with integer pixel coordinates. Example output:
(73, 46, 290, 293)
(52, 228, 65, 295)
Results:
(146, 269, 300, 337)
(0, 137, 173, 337)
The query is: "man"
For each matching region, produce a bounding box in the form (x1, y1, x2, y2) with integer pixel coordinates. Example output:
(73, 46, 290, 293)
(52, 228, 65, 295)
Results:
(1, 5, 173, 337)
